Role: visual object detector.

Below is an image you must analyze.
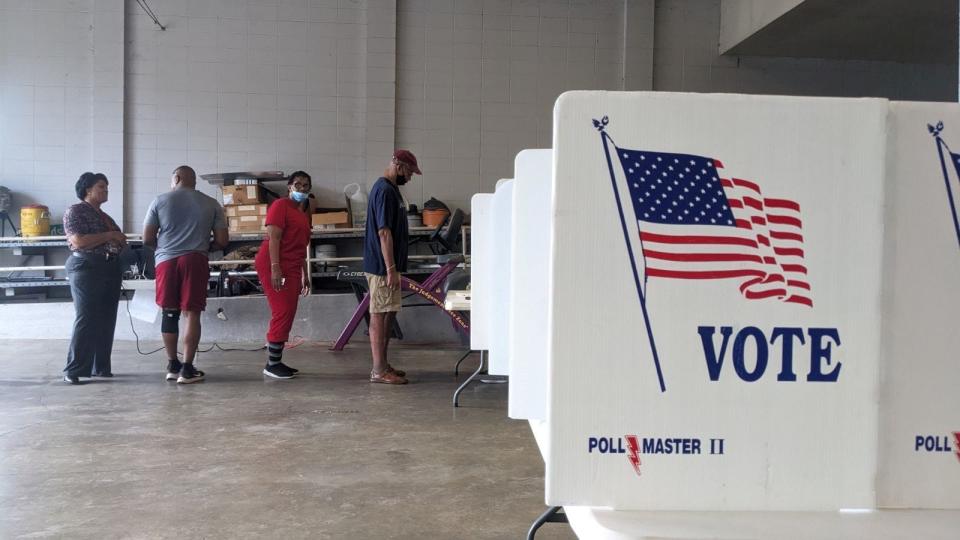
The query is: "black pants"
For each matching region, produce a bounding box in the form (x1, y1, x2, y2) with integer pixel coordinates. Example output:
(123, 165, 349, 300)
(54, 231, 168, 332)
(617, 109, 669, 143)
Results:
(64, 254, 122, 377)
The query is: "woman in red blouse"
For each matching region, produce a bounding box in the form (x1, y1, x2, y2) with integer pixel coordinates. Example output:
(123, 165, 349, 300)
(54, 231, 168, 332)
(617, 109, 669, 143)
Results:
(255, 171, 313, 379)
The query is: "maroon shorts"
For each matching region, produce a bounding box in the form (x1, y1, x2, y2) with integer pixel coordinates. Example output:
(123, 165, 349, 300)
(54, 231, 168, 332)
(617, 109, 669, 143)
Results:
(155, 252, 209, 312)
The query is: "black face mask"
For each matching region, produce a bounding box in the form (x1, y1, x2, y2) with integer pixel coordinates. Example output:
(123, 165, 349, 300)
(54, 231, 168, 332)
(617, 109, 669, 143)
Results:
(396, 175, 409, 186)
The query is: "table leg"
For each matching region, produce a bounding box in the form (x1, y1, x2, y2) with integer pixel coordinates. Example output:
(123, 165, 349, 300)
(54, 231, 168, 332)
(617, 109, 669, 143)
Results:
(526, 506, 567, 540)
(453, 349, 474, 377)
(452, 350, 484, 408)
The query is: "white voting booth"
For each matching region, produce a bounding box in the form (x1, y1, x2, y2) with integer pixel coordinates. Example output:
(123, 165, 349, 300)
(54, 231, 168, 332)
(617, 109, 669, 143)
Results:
(508, 91, 960, 537)
(466, 92, 960, 537)
(488, 179, 515, 376)
(469, 194, 494, 353)
(547, 92, 886, 511)
(469, 183, 514, 377)
(508, 150, 553, 421)
(878, 102, 960, 510)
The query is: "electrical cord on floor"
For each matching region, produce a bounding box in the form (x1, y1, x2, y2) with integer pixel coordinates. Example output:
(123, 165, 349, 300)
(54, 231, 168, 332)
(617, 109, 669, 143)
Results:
(123, 291, 165, 356)
(212, 343, 266, 352)
(122, 291, 267, 357)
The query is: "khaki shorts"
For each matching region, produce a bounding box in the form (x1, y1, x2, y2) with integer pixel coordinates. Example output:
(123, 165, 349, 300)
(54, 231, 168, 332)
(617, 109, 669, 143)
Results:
(366, 273, 402, 313)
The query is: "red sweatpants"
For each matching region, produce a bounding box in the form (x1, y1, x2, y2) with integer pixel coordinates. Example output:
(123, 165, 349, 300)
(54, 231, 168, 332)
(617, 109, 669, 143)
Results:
(255, 261, 301, 343)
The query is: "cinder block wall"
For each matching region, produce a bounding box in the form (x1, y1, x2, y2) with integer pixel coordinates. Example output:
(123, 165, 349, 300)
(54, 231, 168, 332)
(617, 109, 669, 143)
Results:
(123, 0, 398, 230)
(0, 1, 125, 227)
(0, 0, 954, 234)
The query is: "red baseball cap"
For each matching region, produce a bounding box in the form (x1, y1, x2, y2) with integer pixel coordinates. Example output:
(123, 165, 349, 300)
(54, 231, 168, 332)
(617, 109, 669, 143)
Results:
(393, 149, 422, 175)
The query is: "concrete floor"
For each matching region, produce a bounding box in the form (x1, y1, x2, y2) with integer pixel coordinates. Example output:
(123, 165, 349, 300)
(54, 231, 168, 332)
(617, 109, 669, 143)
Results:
(0, 339, 576, 540)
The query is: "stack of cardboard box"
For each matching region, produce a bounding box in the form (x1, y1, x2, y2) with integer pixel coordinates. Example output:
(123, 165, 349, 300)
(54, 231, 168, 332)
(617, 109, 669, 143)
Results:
(312, 208, 350, 230)
(221, 184, 267, 233)
(221, 183, 355, 232)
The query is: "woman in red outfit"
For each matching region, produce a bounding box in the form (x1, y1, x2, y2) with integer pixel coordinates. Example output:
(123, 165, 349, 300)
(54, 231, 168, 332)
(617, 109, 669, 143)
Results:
(255, 171, 313, 379)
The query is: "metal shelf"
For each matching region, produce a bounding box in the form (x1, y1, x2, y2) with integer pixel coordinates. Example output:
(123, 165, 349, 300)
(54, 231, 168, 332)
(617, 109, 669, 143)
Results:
(0, 234, 143, 250)
(228, 225, 468, 242)
(0, 225, 471, 298)
(0, 280, 69, 289)
(0, 240, 70, 248)
(199, 171, 286, 186)
(309, 267, 437, 278)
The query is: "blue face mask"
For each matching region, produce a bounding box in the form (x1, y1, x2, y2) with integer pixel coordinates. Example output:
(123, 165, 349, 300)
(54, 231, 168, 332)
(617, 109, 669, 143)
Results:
(290, 191, 309, 203)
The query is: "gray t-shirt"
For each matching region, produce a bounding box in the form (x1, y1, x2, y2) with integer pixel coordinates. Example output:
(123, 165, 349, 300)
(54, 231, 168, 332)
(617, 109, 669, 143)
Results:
(144, 189, 226, 265)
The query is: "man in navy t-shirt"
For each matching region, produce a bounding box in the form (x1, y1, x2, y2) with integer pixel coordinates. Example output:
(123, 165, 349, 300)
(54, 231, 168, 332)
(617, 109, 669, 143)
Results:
(363, 149, 421, 384)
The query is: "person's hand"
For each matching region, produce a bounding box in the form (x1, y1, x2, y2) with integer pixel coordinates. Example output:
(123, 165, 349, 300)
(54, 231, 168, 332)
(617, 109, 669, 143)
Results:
(271, 265, 284, 292)
(386, 267, 400, 290)
(300, 274, 310, 297)
(109, 231, 128, 248)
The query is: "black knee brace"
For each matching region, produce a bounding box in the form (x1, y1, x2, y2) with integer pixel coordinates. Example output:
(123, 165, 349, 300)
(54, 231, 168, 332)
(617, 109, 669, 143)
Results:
(161, 309, 181, 333)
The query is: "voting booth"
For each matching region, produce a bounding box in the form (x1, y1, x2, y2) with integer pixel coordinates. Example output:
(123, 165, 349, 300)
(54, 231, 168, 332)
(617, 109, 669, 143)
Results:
(469, 193, 494, 353)
(488, 180, 515, 376)
(508, 150, 553, 421)
(468, 183, 514, 378)
(475, 93, 960, 531)
(878, 102, 960, 510)
(545, 92, 888, 511)
(476, 92, 960, 539)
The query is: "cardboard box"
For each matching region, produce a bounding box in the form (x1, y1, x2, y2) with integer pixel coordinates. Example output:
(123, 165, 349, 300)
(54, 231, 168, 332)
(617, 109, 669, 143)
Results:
(222, 184, 264, 205)
(311, 209, 350, 229)
(224, 203, 267, 218)
(228, 215, 266, 233)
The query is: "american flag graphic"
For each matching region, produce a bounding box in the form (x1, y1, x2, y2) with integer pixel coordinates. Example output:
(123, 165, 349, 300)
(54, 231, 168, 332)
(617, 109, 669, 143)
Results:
(615, 147, 813, 307)
(943, 146, 960, 250)
(930, 121, 960, 251)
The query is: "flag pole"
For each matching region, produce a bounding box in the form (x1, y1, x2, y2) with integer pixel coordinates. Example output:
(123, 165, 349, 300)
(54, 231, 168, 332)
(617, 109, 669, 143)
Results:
(594, 116, 666, 393)
(930, 121, 960, 250)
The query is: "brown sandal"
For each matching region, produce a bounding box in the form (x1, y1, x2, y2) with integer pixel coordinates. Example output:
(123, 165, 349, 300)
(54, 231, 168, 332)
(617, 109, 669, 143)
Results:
(385, 364, 406, 377)
(370, 370, 408, 385)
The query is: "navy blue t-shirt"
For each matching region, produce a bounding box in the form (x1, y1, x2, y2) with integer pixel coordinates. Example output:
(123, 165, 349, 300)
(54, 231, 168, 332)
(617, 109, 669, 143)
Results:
(363, 177, 408, 275)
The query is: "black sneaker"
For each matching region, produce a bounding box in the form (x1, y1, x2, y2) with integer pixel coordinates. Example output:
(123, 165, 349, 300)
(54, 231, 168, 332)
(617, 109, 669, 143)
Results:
(63, 374, 82, 385)
(177, 363, 205, 384)
(263, 363, 296, 379)
(165, 358, 182, 381)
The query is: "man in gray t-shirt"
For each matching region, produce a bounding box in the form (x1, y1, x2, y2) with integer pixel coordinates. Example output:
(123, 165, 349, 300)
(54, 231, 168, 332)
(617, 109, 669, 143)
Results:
(143, 165, 228, 384)
(145, 189, 226, 266)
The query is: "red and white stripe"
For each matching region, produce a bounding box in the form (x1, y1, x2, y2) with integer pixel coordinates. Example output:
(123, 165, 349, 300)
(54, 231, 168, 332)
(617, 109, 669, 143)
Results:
(638, 160, 813, 307)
